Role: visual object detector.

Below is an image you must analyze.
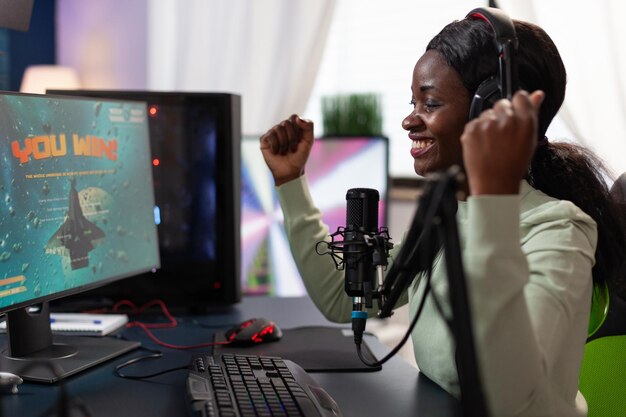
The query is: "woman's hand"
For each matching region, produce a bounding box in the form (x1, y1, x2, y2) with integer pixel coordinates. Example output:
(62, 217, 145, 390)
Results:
(260, 114, 315, 186)
(461, 90, 545, 196)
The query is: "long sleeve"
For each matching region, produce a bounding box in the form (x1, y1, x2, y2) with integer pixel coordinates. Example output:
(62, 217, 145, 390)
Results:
(464, 184, 595, 416)
(276, 176, 352, 322)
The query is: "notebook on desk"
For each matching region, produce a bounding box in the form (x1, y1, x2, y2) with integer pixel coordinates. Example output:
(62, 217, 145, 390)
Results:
(0, 313, 128, 336)
(213, 325, 382, 372)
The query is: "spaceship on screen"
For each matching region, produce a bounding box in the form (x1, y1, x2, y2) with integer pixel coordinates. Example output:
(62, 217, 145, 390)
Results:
(46, 178, 106, 270)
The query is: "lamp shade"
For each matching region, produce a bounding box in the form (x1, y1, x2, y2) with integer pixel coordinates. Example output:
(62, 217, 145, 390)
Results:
(19, 65, 80, 94)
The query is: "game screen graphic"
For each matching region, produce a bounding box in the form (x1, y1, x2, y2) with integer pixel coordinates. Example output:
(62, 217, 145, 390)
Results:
(0, 93, 160, 310)
(241, 136, 388, 296)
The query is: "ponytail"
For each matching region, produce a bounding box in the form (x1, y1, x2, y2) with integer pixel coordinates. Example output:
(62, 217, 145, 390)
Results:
(527, 141, 626, 298)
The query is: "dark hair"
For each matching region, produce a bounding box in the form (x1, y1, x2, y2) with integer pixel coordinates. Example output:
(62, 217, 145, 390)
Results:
(427, 18, 626, 298)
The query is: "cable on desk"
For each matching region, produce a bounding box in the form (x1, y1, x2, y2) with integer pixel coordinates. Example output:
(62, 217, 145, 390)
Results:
(114, 345, 189, 380)
(356, 264, 434, 368)
(101, 299, 233, 350)
(127, 320, 231, 350)
(86, 300, 238, 330)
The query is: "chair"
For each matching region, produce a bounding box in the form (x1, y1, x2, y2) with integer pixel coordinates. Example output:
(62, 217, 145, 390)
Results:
(578, 173, 626, 416)
(579, 282, 626, 416)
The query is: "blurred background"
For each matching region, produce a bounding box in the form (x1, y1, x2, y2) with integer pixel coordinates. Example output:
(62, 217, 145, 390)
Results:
(3, 0, 625, 367)
(4, 0, 625, 177)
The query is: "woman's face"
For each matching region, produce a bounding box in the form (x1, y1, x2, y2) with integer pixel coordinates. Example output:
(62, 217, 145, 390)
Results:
(402, 50, 470, 177)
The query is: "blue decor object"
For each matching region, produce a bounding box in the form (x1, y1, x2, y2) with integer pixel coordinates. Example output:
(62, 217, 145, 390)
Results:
(0, 29, 9, 90)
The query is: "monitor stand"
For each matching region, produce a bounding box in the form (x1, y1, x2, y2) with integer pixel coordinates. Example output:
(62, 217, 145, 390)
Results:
(0, 302, 139, 383)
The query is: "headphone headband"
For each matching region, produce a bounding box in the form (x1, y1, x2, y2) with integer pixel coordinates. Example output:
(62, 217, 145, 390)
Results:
(466, 7, 518, 53)
(466, 7, 519, 117)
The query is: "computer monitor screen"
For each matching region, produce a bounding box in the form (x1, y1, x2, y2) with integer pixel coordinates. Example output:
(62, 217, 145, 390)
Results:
(48, 90, 242, 309)
(241, 135, 389, 296)
(0, 91, 159, 381)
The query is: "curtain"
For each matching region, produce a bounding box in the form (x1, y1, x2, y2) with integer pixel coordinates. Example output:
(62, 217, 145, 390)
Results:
(498, 0, 626, 176)
(147, 0, 337, 135)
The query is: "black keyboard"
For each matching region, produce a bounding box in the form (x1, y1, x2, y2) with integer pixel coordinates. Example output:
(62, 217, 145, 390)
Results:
(186, 353, 343, 417)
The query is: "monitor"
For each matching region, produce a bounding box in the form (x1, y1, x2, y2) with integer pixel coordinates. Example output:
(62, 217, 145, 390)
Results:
(48, 90, 242, 310)
(0, 91, 160, 382)
(241, 135, 389, 296)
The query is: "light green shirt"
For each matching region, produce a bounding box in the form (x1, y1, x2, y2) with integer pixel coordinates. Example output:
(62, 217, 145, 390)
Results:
(277, 176, 596, 417)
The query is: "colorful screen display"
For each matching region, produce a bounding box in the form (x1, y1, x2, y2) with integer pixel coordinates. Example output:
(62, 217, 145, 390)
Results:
(0, 92, 160, 311)
(241, 136, 388, 296)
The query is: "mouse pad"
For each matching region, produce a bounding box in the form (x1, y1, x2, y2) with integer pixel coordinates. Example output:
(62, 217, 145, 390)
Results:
(213, 326, 382, 372)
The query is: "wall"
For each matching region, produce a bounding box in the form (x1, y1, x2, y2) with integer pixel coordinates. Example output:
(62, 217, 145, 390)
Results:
(56, 0, 148, 89)
(3, 0, 56, 91)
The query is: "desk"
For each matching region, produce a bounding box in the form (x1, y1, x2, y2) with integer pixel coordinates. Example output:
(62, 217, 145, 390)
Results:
(1, 296, 461, 417)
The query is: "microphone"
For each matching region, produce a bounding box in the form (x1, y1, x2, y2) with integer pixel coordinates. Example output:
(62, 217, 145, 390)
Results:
(344, 188, 380, 345)
(315, 188, 392, 346)
(344, 188, 379, 301)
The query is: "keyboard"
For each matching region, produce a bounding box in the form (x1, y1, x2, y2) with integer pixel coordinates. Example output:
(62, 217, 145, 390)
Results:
(186, 353, 343, 417)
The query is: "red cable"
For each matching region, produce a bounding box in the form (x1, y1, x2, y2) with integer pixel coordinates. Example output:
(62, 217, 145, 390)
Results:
(127, 321, 231, 350)
(86, 298, 232, 350)
(113, 299, 177, 328)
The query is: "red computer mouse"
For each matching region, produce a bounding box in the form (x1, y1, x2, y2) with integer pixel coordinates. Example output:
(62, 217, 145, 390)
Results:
(224, 317, 283, 347)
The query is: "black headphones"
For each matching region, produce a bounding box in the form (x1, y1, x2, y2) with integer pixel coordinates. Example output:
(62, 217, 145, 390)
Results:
(466, 7, 519, 119)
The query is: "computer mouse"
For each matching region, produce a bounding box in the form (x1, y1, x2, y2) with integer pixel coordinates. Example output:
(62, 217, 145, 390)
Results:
(225, 317, 283, 347)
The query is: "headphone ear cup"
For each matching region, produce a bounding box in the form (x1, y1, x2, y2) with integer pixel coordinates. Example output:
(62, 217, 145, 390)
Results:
(469, 76, 502, 119)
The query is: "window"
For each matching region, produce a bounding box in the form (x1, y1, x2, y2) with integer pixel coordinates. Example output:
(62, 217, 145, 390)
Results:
(303, 0, 481, 178)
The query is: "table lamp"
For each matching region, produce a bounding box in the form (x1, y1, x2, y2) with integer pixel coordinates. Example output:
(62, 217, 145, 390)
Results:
(19, 65, 80, 94)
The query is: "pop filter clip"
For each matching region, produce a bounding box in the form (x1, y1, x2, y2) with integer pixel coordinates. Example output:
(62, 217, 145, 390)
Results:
(316, 226, 393, 310)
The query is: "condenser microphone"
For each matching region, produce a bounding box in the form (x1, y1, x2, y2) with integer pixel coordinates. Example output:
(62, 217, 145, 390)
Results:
(343, 188, 380, 346)
(316, 187, 392, 346)
(344, 188, 379, 300)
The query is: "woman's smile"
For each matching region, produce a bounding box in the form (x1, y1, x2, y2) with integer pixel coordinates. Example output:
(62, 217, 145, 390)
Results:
(410, 137, 435, 158)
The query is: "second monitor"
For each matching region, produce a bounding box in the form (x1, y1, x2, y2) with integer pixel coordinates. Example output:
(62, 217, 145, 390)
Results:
(241, 135, 389, 296)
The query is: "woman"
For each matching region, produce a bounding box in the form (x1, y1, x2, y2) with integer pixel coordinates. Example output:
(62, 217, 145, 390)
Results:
(259, 10, 625, 417)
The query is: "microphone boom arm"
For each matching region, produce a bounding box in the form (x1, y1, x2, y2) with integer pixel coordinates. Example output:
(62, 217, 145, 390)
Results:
(377, 166, 489, 417)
